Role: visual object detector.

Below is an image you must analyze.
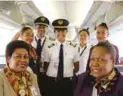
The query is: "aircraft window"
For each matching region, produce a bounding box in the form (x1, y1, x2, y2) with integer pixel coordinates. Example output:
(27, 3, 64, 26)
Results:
(0, 22, 19, 65)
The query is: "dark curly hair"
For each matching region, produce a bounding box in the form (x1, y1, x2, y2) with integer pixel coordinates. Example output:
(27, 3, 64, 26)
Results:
(6, 40, 30, 59)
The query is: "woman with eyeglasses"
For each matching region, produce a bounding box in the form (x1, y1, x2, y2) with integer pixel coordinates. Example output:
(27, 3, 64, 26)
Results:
(0, 40, 41, 96)
(74, 41, 123, 96)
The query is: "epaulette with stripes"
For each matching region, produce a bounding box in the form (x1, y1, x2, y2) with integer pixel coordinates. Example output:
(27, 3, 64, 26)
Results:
(69, 42, 76, 48)
(48, 43, 55, 48)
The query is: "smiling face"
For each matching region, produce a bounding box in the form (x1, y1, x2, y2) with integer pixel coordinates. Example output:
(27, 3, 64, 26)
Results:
(89, 46, 114, 79)
(21, 29, 34, 44)
(79, 31, 89, 46)
(96, 26, 109, 42)
(35, 24, 47, 38)
(7, 48, 29, 72)
(55, 29, 67, 43)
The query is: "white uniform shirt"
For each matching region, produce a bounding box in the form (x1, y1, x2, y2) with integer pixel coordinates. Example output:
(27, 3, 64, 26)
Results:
(76, 44, 92, 75)
(92, 84, 108, 96)
(32, 36, 53, 63)
(44, 40, 79, 77)
(92, 86, 97, 96)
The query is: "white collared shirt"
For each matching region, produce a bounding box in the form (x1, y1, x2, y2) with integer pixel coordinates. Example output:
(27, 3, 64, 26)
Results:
(44, 40, 79, 77)
(79, 47, 85, 54)
(32, 36, 46, 48)
(92, 84, 108, 96)
(76, 44, 92, 75)
(32, 36, 53, 63)
(92, 86, 98, 96)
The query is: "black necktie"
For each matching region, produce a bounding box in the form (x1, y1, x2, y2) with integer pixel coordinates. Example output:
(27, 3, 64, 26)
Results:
(36, 39, 41, 56)
(57, 44, 64, 79)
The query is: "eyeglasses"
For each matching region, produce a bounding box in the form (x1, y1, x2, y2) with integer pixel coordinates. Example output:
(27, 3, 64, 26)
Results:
(12, 54, 29, 59)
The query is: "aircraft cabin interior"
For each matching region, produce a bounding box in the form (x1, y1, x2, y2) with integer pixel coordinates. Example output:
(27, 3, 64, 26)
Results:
(0, 0, 123, 72)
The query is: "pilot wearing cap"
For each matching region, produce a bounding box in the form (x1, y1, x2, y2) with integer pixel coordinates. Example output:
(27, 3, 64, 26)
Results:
(44, 19, 79, 96)
(32, 16, 53, 96)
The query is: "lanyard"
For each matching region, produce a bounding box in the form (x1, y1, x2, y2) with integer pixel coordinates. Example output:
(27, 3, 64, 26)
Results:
(35, 36, 46, 51)
(78, 46, 87, 56)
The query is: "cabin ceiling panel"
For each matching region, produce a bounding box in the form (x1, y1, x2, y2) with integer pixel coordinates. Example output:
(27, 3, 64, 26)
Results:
(32, 0, 93, 27)
(0, 1, 23, 24)
(106, 2, 123, 25)
(0, 1, 42, 26)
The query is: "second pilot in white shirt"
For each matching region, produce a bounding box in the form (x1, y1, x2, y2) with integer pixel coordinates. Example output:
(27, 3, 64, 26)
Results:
(44, 19, 79, 96)
(45, 40, 79, 77)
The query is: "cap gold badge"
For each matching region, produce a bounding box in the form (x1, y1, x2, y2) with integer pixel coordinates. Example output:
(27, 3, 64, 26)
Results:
(58, 20, 63, 25)
(41, 17, 45, 21)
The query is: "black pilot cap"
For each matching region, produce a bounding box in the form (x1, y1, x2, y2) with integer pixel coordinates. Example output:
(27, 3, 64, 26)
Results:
(52, 19, 69, 30)
(34, 16, 49, 27)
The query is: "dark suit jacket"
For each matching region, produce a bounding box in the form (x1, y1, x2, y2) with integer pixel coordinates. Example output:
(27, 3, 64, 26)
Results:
(74, 70, 123, 96)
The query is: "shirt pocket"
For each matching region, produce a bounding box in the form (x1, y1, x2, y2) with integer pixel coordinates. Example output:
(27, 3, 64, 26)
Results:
(65, 52, 74, 59)
(65, 52, 74, 65)
(51, 54, 59, 66)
